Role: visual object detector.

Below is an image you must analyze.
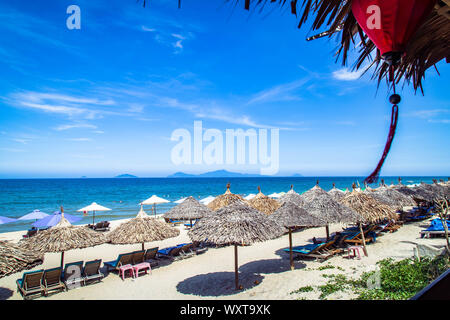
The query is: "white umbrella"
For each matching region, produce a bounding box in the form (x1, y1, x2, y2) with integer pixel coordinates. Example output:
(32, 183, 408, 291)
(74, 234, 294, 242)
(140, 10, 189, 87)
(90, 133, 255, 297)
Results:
(141, 195, 170, 217)
(77, 202, 111, 225)
(174, 197, 187, 204)
(199, 196, 215, 205)
(18, 209, 49, 221)
(244, 193, 256, 200)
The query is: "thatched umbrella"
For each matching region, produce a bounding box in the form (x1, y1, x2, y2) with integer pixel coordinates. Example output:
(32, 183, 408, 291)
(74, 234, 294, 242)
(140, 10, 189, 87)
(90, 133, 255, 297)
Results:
(364, 180, 416, 210)
(0, 241, 44, 279)
(188, 201, 285, 290)
(419, 181, 448, 201)
(207, 183, 245, 211)
(278, 185, 304, 207)
(108, 207, 180, 250)
(340, 186, 397, 256)
(20, 207, 107, 268)
(164, 196, 213, 227)
(328, 183, 346, 202)
(247, 186, 280, 215)
(299, 182, 361, 240)
(269, 202, 326, 270)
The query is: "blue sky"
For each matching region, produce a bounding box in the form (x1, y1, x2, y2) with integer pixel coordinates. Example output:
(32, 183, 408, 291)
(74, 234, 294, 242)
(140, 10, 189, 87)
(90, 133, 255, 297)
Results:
(0, 0, 449, 178)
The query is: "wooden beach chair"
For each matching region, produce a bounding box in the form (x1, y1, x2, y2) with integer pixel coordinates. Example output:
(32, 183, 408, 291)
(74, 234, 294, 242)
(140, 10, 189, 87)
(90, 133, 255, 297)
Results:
(157, 243, 188, 259)
(144, 247, 160, 267)
(82, 260, 104, 285)
(16, 270, 45, 300)
(343, 225, 377, 246)
(42, 267, 65, 296)
(131, 250, 145, 265)
(104, 253, 134, 272)
(284, 239, 341, 262)
(62, 261, 84, 290)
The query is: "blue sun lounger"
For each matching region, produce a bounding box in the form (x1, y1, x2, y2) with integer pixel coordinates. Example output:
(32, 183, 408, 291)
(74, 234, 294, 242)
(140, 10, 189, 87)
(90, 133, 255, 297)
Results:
(157, 243, 188, 256)
(283, 239, 340, 261)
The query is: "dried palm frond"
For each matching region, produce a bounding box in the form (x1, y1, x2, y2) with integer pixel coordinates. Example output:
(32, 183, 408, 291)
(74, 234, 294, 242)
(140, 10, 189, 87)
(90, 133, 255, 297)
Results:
(0, 241, 44, 278)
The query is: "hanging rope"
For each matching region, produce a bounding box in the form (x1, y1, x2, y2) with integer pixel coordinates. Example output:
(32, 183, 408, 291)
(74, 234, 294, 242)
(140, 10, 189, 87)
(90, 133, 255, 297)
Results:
(365, 65, 400, 184)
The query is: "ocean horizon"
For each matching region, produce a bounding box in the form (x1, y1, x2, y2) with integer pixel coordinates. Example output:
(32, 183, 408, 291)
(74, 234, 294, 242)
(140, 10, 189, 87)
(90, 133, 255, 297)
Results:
(0, 176, 446, 233)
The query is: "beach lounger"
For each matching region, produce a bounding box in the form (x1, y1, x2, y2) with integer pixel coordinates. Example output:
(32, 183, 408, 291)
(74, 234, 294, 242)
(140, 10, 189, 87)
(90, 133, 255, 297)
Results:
(22, 228, 38, 238)
(16, 270, 45, 300)
(82, 259, 104, 285)
(164, 218, 184, 226)
(144, 247, 160, 267)
(283, 239, 341, 262)
(420, 219, 450, 238)
(104, 253, 134, 272)
(62, 261, 84, 289)
(131, 250, 145, 265)
(42, 267, 65, 296)
(157, 243, 188, 259)
(343, 225, 377, 246)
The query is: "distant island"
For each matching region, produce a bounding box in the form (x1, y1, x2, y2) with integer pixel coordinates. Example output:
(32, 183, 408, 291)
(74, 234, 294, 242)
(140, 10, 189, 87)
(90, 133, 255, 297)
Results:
(167, 170, 303, 178)
(115, 174, 138, 178)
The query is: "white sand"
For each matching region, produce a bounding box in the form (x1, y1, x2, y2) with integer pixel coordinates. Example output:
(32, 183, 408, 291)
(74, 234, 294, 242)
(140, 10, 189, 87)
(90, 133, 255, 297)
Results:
(0, 217, 446, 300)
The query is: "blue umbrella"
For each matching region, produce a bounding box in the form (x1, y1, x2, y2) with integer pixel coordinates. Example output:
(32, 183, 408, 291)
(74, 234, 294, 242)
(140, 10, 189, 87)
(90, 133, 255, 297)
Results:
(0, 216, 18, 225)
(18, 209, 50, 221)
(33, 211, 82, 228)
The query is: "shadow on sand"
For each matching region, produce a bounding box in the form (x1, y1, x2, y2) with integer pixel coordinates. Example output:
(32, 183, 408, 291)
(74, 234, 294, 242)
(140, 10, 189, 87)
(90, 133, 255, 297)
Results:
(238, 258, 306, 274)
(176, 271, 264, 297)
(0, 287, 14, 300)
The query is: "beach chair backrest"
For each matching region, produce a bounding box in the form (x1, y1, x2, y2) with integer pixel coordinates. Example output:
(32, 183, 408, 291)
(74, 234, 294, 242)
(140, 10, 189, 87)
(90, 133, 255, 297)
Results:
(83, 260, 101, 276)
(132, 250, 145, 264)
(63, 261, 83, 281)
(22, 270, 44, 290)
(44, 268, 62, 286)
(118, 253, 133, 266)
(180, 243, 193, 253)
(169, 245, 183, 256)
(144, 247, 158, 260)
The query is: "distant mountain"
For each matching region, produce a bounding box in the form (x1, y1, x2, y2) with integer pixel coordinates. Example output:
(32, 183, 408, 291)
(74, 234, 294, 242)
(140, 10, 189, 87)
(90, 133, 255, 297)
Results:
(115, 174, 138, 178)
(291, 173, 304, 177)
(168, 170, 266, 178)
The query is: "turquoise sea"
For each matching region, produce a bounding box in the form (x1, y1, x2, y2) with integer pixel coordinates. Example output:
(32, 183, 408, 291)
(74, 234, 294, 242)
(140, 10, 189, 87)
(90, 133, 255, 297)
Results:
(0, 176, 446, 233)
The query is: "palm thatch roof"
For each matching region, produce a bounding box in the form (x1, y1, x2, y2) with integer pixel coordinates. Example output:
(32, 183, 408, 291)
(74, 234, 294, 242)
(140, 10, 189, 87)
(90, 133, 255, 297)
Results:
(365, 185, 416, 210)
(108, 210, 180, 245)
(230, 0, 450, 93)
(0, 241, 44, 279)
(340, 190, 398, 223)
(189, 201, 285, 246)
(418, 182, 449, 201)
(299, 184, 361, 223)
(247, 186, 281, 215)
(19, 214, 107, 253)
(207, 183, 245, 211)
(394, 183, 435, 203)
(164, 196, 213, 220)
(278, 186, 304, 207)
(269, 201, 326, 228)
(328, 183, 346, 202)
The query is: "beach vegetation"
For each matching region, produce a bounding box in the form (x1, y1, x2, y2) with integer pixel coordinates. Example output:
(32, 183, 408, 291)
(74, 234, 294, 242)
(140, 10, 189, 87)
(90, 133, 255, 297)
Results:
(290, 285, 314, 294)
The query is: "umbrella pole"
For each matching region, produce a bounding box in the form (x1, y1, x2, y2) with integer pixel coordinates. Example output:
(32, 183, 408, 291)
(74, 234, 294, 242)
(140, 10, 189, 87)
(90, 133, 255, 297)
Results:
(142, 242, 145, 251)
(234, 244, 239, 290)
(154, 204, 156, 218)
(61, 251, 65, 269)
(190, 219, 192, 227)
(359, 222, 368, 257)
(289, 227, 294, 271)
(93, 210, 96, 225)
(325, 225, 330, 241)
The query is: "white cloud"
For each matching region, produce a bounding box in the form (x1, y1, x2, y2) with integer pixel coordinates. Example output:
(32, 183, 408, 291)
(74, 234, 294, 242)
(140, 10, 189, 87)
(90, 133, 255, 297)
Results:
(55, 123, 98, 131)
(332, 68, 365, 81)
(247, 78, 308, 105)
(67, 138, 92, 142)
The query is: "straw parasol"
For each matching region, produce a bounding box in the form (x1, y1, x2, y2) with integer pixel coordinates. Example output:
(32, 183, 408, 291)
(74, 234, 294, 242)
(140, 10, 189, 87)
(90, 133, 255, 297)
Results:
(0, 241, 44, 279)
(395, 182, 435, 204)
(108, 207, 180, 250)
(207, 183, 245, 211)
(299, 182, 361, 240)
(188, 200, 285, 290)
(77, 202, 111, 225)
(247, 186, 281, 215)
(269, 202, 326, 270)
(20, 207, 107, 268)
(328, 183, 346, 202)
(278, 185, 304, 207)
(340, 186, 398, 256)
(164, 196, 213, 227)
(365, 179, 416, 210)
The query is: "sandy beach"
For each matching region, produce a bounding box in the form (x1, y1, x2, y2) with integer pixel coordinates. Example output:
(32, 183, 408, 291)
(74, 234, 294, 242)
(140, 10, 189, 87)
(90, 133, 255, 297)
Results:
(0, 216, 446, 300)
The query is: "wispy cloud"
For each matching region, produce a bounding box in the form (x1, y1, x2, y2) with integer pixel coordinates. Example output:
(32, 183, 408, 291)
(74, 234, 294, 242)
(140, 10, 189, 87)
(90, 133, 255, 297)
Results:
(54, 123, 98, 131)
(332, 68, 365, 81)
(409, 109, 449, 119)
(67, 138, 92, 142)
(246, 78, 309, 105)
